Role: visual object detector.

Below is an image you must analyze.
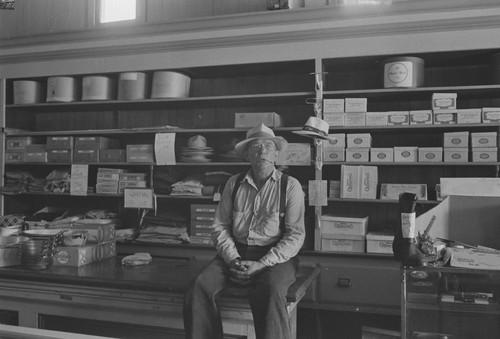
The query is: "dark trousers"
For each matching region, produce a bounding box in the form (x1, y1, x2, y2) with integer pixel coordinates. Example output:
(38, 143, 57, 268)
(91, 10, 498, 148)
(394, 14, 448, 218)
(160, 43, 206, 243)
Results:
(183, 244, 298, 339)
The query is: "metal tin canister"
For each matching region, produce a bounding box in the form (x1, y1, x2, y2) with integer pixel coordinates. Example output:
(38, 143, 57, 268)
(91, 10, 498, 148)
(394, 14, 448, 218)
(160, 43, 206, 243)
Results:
(117, 72, 148, 100)
(13, 80, 42, 104)
(151, 71, 191, 99)
(383, 56, 424, 88)
(46, 76, 78, 102)
(82, 75, 115, 101)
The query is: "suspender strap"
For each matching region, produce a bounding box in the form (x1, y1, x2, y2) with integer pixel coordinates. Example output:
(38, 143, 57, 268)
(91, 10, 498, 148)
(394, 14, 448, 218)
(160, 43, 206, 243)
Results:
(232, 172, 288, 234)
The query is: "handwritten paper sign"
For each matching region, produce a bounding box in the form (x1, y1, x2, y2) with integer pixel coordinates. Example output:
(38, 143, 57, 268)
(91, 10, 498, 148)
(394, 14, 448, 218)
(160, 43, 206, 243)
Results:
(155, 133, 176, 165)
(124, 188, 154, 209)
(308, 180, 327, 206)
(70, 164, 88, 196)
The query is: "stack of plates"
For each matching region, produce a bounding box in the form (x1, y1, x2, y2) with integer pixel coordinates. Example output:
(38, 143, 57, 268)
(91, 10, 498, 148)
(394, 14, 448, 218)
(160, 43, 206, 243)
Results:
(179, 147, 214, 163)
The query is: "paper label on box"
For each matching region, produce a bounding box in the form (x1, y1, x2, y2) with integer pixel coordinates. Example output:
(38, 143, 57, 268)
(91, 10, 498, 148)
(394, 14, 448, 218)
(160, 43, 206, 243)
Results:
(276, 143, 311, 165)
(70, 164, 88, 196)
(380, 183, 427, 200)
(385, 61, 413, 87)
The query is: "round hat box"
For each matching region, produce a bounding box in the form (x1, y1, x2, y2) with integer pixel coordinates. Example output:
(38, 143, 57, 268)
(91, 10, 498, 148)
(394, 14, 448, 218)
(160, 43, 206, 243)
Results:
(383, 56, 424, 88)
(82, 75, 115, 101)
(13, 80, 43, 104)
(151, 71, 191, 98)
(46, 76, 78, 102)
(117, 72, 148, 100)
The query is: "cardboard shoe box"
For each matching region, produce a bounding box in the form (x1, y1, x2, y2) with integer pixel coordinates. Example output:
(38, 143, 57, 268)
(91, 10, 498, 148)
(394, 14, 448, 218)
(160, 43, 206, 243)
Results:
(472, 147, 498, 162)
(46, 136, 74, 150)
(346, 148, 369, 162)
(370, 148, 394, 162)
(71, 221, 116, 244)
(366, 232, 394, 254)
(482, 107, 500, 123)
(100, 149, 126, 162)
(394, 147, 418, 162)
(321, 234, 365, 253)
(418, 147, 443, 162)
(320, 215, 368, 236)
(75, 136, 120, 150)
(443, 131, 469, 148)
(73, 149, 99, 163)
(471, 132, 497, 148)
(346, 133, 371, 148)
(126, 144, 155, 163)
(323, 148, 345, 162)
(323, 133, 346, 149)
(443, 148, 468, 162)
(48, 149, 73, 163)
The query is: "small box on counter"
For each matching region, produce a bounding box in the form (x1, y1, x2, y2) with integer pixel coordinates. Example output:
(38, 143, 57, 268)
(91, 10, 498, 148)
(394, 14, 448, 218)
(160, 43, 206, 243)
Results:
(72, 220, 116, 244)
(323, 113, 344, 126)
(380, 183, 428, 200)
(432, 93, 457, 111)
(126, 144, 155, 163)
(433, 110, 457, 125)
(472, 147, 498, 162)
(345, 98, 367, 113)
(365, 112, 388, 126)
(370, 148, 394, 162)
(323, 133, 345, 149)
(344, 112, 366, 126)
(387, 111, 409, 125)
(75, 136, 120, 150)
(323, 99, 344, 113)
(47, 149, 73, 163)
(394, 147, 418, 162)
(321, 234, 366, 253)
(100, 149, 126, 162)
(471, 132, 497, 148)
(323, 148, 345, 162)
(409, 110, 433, 125)
(346, 148, 369, 162)
(46, 136, 74, 150)
(73, 149, 99, 163)
(24, 151, 48, 163)
(443, 131, 469, 148)
(448, 248, 500, 270)
(276, 143, 311, 165)
(346, 133, 371, 148)
(234, 112, 283, 128)
(457, 108, 482, 124)
(53, 241, 116, 267)
(443, 148, 469, 162)
(366, 232, 394, 254)
(481, 107, 500, 123)
(418, 147, 443, 162)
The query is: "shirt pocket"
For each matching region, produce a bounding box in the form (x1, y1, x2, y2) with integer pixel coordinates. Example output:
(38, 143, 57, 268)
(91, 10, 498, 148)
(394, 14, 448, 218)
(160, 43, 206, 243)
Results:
(256, 211, 281, 237)
(232, 210, 247, 238)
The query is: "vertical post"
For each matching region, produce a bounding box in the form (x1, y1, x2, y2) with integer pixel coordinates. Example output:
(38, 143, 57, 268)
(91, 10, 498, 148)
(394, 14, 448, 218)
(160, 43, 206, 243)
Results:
(0, 78, 6, 215)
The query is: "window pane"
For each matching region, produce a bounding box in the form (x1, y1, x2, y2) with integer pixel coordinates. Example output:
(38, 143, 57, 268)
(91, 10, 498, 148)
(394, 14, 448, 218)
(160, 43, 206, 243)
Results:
(100, 0, 136, 23)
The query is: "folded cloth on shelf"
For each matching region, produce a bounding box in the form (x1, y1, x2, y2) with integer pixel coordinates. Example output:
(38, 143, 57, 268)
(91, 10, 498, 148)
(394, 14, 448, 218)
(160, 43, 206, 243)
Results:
(121, 252, 152, 266)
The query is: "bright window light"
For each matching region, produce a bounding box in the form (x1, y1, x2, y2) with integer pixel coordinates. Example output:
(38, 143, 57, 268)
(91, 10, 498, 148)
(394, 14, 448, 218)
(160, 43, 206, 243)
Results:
(100, 0, 137, 23)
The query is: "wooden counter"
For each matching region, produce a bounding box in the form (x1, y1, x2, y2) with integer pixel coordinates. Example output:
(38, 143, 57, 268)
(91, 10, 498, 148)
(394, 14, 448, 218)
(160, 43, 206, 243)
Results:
(0, 256, 318, 339)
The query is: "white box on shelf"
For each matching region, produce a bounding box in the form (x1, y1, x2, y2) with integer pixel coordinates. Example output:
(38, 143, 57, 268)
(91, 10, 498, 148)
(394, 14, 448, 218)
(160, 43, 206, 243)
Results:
(409, 110, 433, 125)
(366, 232, 394, 254)
(359, 165, 378, 199)
(432, 93, 457, 110)
(276, 143, 311, 165)
(320, 215, 368, 236)
(443, 131, 469, 148)
(472, 147, 498, 162)
(433, 110, 457, 125)
(344, 112, 366, 126)
(370, 148, 394, 162)
(323, 133, 345, 149)
(365, 112, 388, 126)
(346, 148, 369, 162)
(457, 108, 482, 124)
(323, 148, 345, 162)
(346, 133, 372, 148)
(443, 147, 468, 162)
(394, 147, 418, 162)
(482, 107, 500, 123)
(321, 234, 366, 253)
(380, 183, 428, 200)
(344, 98, 367, 113)
(471, 132, 497, 148)
(323, 99, 344, 113)
(418, 147, 443, 162)
(324, 112, 344, 126)
(387, 111, 409, 126)
(340, 165, 360, 199)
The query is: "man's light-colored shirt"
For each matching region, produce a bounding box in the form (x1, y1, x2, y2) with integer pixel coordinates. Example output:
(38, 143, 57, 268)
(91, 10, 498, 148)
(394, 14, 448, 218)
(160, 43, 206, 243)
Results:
(212, 169, 305, 267)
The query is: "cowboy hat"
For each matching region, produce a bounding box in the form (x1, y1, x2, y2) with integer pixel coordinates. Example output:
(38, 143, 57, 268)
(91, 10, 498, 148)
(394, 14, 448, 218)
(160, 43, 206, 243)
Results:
(292, 116, 334, 140)
(234, 123, 288, 157)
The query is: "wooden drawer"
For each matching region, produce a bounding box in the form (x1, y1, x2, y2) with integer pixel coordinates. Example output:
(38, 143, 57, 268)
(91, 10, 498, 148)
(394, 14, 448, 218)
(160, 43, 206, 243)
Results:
(319, 258, 400, 308)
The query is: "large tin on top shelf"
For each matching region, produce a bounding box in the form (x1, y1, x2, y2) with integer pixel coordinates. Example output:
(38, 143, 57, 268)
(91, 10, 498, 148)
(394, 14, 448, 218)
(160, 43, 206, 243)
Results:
(383, 56, 424, 88)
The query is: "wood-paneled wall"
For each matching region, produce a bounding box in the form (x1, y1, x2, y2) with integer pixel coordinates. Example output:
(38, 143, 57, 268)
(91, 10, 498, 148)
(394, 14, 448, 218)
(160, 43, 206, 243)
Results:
(0, 0, 268, 40)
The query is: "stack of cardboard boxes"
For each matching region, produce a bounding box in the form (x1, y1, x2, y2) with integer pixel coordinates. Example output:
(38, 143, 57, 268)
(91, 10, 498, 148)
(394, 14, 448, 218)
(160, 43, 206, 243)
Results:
(189, 204, 217, 245)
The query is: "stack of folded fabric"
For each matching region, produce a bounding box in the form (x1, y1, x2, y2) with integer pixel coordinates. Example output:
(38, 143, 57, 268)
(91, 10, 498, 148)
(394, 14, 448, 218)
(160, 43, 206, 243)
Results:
(1, 170, 33, 194)
(134, 209, 189, 244)
(170, 174, 204, 196)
